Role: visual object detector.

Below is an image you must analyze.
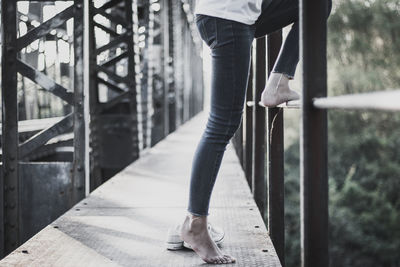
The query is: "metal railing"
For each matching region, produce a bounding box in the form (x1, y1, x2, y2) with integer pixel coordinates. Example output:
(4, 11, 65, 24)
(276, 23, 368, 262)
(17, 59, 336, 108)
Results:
(232, 0, 400, 266)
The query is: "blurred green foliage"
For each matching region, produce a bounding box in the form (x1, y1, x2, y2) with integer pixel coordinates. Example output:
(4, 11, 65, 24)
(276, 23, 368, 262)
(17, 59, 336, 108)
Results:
(284, 0, 400, 266)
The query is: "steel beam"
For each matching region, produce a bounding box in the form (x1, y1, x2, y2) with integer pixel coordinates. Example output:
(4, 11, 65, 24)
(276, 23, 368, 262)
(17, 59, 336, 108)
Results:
(166, 0, 176, 133)
(266, 31, 285, 267)
(171, 0, 184, 128)
(143, 0, 155, 149)
(96, 65, 128, 84)
(100, 0, 124, 10)
(88, 0, 101, 190)
(16, 60, 74, 105)
(97, 77, 126, 94)
(19, 114, 74, 158)
(101, 51, 128, 67)
(16, 5, 75, 50)
(94, 7, 128, 27)
(93, 22, 119, 37)
(252, 37, 267, 221)
(125, 0, 140, 162)
(161, 0, 170, 136)
(182, 23, 191, 123)
(96, 91, 130, 114)
(88, 0, 140, 189)
(1, 0, 19, 256)
(72, 0, 86, 204)
(95, 34, 128, 55)
(300, 0, 329, 266)
(244, 59, 254, 188)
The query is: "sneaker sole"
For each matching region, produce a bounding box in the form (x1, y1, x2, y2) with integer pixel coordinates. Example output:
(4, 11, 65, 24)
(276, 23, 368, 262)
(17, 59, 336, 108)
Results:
(166, 241, 184, 250)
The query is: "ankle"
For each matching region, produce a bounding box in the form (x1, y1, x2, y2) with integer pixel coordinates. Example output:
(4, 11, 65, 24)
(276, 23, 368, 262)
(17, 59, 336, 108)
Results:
(185, 213, 207, 230)
(272, 71, 293, 80)
(264, 72, 289, 93)
(187, 211, 207, 220)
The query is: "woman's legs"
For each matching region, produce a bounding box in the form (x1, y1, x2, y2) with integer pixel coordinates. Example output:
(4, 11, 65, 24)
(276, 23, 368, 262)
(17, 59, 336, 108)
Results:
(255, 0, 300, 78)
(188, 15, 254, 219)
(181, 15, 254, 264)
(255, 0, 332, 106)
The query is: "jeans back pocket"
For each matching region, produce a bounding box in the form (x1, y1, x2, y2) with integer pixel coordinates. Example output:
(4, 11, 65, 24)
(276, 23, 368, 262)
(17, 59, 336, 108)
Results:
(196, 15, 218, 49)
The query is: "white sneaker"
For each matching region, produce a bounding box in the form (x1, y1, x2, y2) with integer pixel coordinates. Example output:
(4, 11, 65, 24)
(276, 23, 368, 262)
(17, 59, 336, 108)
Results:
(166, 223, 225, 250)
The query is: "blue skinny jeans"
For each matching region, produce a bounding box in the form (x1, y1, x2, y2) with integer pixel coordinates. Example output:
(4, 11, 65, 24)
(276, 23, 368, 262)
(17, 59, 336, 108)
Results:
(188, 0, 332, 216)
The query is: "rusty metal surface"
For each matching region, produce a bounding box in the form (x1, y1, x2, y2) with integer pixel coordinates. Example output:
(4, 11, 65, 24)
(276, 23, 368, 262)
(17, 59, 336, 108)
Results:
(252, 37, 267, 222)
(300, 0, 329, 265)
(1, 0, 19, 256)
(16, 5, 75, 50)
(96, 114, 139, 170)
(72, 0, 86, 204)
(88, 0, 140, 189)
(16, 60, 74, 105)
(266, 31, 285, 266)
(1, 1, 88, 255)
(244, 60, 253, 188)
(18, 162, 73, 244)
(18, 114, 73, 158)
(0, 112, 281, 266)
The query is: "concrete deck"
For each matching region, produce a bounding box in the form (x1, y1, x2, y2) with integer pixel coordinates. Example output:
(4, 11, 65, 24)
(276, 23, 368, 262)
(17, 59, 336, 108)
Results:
(0, 111, 281, 267)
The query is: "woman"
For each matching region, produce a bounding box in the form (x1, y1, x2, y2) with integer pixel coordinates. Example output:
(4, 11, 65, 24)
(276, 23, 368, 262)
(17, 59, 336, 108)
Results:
(179, 0, 332, 264)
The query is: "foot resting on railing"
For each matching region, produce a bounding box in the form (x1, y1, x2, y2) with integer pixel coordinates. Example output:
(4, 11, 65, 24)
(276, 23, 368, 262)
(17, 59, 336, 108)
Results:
(180, 213, 236, 264)
(259, 72, 300, 107)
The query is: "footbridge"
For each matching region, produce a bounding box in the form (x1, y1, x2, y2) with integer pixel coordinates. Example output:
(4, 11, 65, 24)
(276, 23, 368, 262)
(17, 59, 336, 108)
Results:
(0, 0, 399, 266)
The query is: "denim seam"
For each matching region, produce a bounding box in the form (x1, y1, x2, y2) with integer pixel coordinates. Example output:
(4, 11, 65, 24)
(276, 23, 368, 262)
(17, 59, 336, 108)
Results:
(202, 21, 235, 216)
(219, 21, 237, 152)
(226, 21, 237, 145)
(195, 14, 205, 22)
(199, 19, 208, 45)
(217, 21, 236, 153)
(209, 18, 218, 49)
(207, 21, 236, 196)
(203, 149, 223, 215)
(214, 18, 218, 48)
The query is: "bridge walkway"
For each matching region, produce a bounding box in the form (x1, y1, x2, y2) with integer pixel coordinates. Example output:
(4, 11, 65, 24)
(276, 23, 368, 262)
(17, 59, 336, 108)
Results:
(0, 112, 281, 267)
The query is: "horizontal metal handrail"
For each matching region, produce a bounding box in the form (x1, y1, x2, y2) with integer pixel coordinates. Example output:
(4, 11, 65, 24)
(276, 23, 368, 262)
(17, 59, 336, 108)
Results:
(313, 89, 400, 111)
(277, 100, 300, 109)
(247, 100, 301, 108)
(251, 89, 400, 111)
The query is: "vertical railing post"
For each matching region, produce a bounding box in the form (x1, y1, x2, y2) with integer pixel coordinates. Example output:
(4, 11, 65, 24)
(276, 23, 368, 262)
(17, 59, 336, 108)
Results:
(72, 0, 86, 203)
(232, 124, 244, 165)
(131, 0, 142, 157)
(87, 0, 102, 190)
(166, 0, 176, 133)
(161, 0, 170, 136)
(182, 24, 190, 122)
(252, 37, 267, 221)
(300, 0, 329, 266)
(244, 61, 254, 187)
(172, 0, 184, 127)
(1, 0, 19, 255)
(146, 1, 156, 146)
(126, 0, 140, 162)
(266, 31, 285, 266)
